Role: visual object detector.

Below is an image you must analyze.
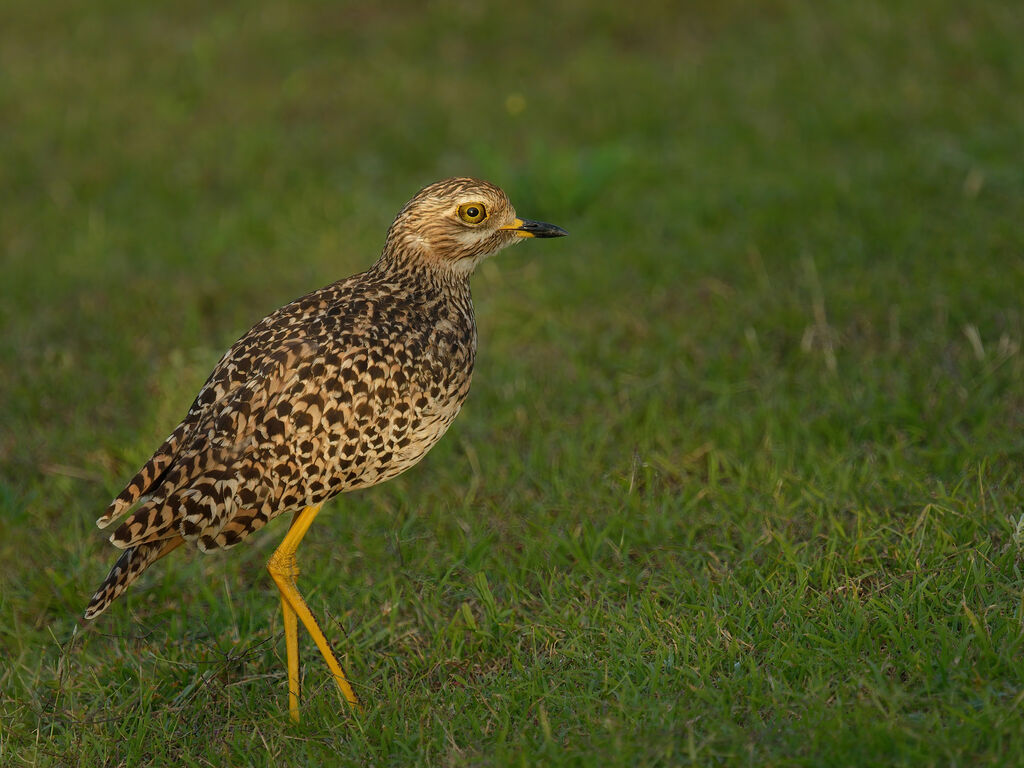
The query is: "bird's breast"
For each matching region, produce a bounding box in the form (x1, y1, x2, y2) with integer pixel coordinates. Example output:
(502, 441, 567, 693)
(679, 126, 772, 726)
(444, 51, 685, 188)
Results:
(318, 298, 476, 493)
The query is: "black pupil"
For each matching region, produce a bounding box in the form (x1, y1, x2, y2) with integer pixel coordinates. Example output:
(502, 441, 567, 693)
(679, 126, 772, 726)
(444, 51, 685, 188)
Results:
(466, 207, 479, 218)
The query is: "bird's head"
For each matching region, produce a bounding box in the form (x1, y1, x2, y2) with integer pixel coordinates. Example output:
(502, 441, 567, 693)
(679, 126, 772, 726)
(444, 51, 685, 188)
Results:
(381, 177, 567, 275)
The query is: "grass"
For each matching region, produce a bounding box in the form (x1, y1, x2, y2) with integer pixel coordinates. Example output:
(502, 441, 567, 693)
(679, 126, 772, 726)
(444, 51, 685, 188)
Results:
(1, 0, 1023, 764)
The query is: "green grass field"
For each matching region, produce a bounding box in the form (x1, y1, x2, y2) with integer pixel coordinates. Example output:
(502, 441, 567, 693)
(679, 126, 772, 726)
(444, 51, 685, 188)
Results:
(2, 1, 1023, 765)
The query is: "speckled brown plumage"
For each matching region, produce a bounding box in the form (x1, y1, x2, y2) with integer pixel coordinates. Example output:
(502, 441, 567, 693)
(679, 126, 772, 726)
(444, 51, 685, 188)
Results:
(84, 177, 567, 622)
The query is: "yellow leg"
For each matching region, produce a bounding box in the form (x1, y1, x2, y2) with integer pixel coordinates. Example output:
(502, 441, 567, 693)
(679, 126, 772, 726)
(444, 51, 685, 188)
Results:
(267, 505, 360, 721)
(281, 593, 300, 722)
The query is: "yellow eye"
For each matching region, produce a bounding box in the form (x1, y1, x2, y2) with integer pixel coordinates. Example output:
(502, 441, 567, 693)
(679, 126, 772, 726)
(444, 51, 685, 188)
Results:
(457, 202, 488, 224)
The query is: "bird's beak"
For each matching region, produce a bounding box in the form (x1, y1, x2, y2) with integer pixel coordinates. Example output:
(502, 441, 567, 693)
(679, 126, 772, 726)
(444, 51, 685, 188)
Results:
(499, 218, 569, 239)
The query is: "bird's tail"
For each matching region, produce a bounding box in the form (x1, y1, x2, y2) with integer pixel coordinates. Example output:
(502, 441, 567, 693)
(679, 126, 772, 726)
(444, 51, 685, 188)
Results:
(95, 422, 188, 530)
(83, 536, 184, 621)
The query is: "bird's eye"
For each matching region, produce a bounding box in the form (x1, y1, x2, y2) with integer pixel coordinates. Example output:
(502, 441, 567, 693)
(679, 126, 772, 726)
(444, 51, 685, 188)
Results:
(457, 202, 488, 224)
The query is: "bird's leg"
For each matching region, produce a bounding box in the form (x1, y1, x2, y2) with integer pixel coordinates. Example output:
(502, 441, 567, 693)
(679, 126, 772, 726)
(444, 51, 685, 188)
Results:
(268, 513, 305, 721)
(267, 504, 360, 721)
(280, 589, 300, 722)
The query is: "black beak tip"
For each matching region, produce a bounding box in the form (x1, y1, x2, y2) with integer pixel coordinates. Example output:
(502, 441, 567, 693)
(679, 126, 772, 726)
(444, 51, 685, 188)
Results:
(522, 219, 569, 238)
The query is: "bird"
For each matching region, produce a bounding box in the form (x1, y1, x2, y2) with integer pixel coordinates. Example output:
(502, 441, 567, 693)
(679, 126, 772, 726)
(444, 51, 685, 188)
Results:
(83, 177, 567, 721)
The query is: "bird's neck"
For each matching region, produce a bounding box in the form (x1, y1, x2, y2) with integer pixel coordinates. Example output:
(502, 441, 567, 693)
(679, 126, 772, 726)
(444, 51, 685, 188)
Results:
(371, 242, 474, 298)
(364, 245, 478, 374)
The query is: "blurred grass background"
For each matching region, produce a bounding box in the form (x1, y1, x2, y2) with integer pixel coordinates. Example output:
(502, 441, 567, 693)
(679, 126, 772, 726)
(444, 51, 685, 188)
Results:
(1, 0, 1022, 765)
